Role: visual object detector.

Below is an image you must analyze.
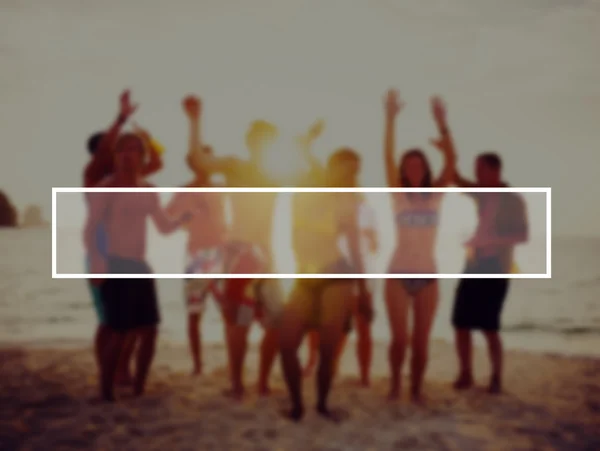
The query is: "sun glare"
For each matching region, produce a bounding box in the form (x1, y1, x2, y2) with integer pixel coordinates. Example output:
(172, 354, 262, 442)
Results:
(261, 136, 309, 184)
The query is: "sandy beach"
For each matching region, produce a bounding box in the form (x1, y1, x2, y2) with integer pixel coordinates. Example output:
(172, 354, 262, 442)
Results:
(1, 340, 598, 451)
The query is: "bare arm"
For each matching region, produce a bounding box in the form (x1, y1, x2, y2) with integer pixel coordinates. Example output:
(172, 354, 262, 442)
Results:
(340, 195, 373, 318)
(454, 170, 478, 188)
(149, 193, 190, 235)
(383, 90, 403, 187)
(143, 143, 164, 176)
(132, 122, 164, 176)
(298, 119, 326, 177)
(84, 90, 137, 187)
(181, 95, 237, 177)
(339, 195, 366, 276)
(83, 192, 109, 275)
(430, 97, 457, 187)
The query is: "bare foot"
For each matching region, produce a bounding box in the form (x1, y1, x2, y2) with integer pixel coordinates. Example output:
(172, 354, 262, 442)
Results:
(387, 387, 401, 401)
(316, 405, 349, 423)
(280, 406, 304, 422)
(89, 395, 115, 404)
(221, 387, 245, 401)
(132, 386, 145, 398)
(410, 391, 427, 406)
(258, 385, 270, 397)
(115, 373, 133, 386)
(453, 374, 474, 390)
(487, 376, 502, 394)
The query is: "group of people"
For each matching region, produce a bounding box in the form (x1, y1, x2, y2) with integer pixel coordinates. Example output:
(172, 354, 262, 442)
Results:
(83, 89, 529, 422)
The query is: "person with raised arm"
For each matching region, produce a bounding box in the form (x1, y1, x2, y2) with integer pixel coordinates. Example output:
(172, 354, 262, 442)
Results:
(187, 97, 285, 399)
(83, 91, 164, 390)
(452, 152, 529, 394)
(85, 133, 188, 402)
(280, 148, 371, 422)
(383, 89, 456, 403)
(165, 96, 228, 376)
(297, 122, 376, 388)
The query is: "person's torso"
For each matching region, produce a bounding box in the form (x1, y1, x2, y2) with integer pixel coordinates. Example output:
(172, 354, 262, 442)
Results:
(102, 184, 157, 261)
(292, 192, 354, 272)
(225, 162, 277, 250)
(173, 189, 227, 253)
(390, 192, 443, 272)
(467, 191, 523, 271)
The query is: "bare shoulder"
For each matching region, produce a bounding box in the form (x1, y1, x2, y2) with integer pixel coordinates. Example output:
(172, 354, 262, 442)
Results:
(95, 175, 115, 187)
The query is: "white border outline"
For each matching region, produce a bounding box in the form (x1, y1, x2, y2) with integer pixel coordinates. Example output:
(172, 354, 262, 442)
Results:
(52, 187, 551, 279)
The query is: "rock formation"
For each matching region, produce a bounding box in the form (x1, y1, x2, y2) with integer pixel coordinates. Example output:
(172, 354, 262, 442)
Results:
(0, 191, 17, 227)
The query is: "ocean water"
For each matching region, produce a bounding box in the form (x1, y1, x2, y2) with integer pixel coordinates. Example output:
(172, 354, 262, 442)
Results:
(0, 228, 598, 357)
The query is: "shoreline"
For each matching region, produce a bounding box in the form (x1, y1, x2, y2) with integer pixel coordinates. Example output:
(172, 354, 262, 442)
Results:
(1, 340, 599, 450)
(2, 336, 599, 361)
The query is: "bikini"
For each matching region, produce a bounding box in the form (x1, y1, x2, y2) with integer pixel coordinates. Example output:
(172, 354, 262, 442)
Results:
(390, 194, 440, 296)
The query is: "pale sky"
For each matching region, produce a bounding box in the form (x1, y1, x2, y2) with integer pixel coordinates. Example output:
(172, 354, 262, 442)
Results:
(1, 0, 599, 235)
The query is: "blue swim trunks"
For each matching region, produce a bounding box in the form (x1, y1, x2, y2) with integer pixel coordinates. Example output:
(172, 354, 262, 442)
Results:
(85, 257, 106, 324)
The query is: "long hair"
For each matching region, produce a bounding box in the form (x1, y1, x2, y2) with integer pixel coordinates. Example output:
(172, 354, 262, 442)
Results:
(398, 148, 432, 201)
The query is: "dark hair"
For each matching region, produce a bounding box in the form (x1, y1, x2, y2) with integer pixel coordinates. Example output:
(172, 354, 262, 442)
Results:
(477, 152, 502, 171)
(327, 147, 360, 170)
(399, 148, 432, 200)
(87, 132, 104, 155)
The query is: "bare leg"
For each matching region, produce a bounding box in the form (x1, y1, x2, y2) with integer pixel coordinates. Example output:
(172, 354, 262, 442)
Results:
(257, 327, 279, 395)
(187, 313, 202, 375)
(100, 329, 124, 402)
(133, 325, 157, 397)
(303, 330, 319, 378)
(226, 322, 250, 400)
(316, 283, 353, 422)
(410, 282, 439, 403)
(484, 331, 503, 393)
(453, 328, 474, 389)
(355, 313, 372, 387)
(280, 284, 309, 421)
(385, 280, 410, 400)
(334, 333, 348, 380)
(94, 324, 110, 376)
(116, 332, 136, 385)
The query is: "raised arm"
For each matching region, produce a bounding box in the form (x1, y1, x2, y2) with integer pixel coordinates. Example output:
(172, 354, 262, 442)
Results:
(429, 97, 457, 187)
(383, 89, 403, 187)
(298, 119, 326, 175)
(84, 90, 137, 187)
(132, 122, 164, 176)
(182, 95, 236, 176)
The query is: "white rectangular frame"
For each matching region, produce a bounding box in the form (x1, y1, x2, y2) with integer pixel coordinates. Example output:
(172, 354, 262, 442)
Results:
(52, 187, 551, 279)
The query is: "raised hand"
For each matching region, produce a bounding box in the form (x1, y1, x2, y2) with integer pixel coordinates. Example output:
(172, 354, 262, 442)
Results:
(431, 96, 447, 126)
(384, 89, 403, 118)
(182, 95, 201, 119)
(119, 89, 138, 120)
(307, 119, 325, 141)
(298, 119, 325, 148)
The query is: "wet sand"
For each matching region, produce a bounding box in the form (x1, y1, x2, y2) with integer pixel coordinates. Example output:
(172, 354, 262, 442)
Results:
(1, 340, 599, 450)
